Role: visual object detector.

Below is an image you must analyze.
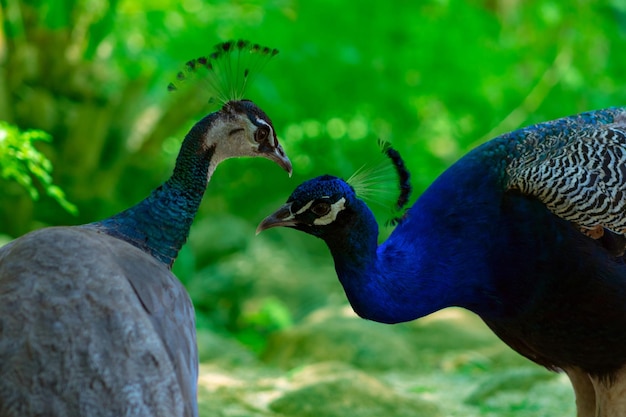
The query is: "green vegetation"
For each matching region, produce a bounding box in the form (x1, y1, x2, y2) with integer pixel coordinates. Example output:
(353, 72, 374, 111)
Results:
(0, 121, 77, 214)
(1, 1, 626, 415)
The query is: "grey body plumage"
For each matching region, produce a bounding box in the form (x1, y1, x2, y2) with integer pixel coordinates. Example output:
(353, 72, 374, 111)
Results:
(0, 228, 194, 416)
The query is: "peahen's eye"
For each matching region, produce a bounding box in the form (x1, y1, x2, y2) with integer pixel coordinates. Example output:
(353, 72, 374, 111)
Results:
(255, 126, 269, 143)
(311, 202, 331, 216)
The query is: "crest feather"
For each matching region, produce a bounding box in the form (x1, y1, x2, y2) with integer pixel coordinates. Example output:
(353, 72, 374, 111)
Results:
(346, 140, 412, 224)
(167, 39, 279, 105)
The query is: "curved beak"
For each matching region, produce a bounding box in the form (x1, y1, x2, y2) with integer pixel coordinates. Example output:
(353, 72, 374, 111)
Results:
(256, 202, 296, 235)
(265, 144, 293, 177)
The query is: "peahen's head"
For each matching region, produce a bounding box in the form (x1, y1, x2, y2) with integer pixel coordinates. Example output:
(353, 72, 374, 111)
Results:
(257, 175, 361, 238)
(169, 40, 292, 178)
(95, 41, 292, 267)
(204, 99, 291, 174)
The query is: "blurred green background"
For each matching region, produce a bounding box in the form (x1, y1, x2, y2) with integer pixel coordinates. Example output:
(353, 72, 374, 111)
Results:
(2, 1, 626, 416)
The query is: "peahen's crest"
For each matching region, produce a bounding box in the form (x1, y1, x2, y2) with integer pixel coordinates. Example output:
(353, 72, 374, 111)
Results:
(346, 139, 412, 225)
(167, 40, 279, 105)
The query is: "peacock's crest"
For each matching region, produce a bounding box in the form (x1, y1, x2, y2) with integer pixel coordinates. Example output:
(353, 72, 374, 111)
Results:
(167, 40, 279, 106)
(346, 139, 412, 225)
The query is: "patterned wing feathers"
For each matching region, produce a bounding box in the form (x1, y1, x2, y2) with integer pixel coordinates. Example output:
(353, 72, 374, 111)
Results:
(506, 111, 626, 236)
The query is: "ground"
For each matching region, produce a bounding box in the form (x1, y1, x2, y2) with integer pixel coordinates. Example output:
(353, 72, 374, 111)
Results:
(196, 307, 576, 417)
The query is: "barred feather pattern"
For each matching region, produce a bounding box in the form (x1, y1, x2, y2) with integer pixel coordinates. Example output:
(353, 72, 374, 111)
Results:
(505, 110, 626, 235)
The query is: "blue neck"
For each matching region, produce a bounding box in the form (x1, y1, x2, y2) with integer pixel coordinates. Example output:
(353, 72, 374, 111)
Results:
(328, 108, 626, 324)
(329, 145, 505, 323)
(87, 113, 218, 268)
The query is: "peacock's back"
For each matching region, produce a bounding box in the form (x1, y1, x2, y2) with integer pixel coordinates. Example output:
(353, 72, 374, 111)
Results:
(504, 108, 626, 237)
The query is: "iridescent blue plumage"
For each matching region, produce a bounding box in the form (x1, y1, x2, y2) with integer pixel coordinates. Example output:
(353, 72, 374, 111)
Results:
(259, 106, 626, 416)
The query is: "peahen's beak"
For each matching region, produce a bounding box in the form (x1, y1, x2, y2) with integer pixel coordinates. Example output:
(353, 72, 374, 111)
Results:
(256, 203, 296, 234)
(265, 144, 293, 177)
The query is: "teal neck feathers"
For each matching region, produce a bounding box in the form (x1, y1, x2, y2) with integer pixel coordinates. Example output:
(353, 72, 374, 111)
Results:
(88, 113, 219, 268)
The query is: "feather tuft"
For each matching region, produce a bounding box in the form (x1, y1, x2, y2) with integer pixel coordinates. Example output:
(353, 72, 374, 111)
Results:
(167, 39, 278, 106)
(185, 60, 197, 71)
(384, 145, 411, 210)
(346, 140, 412, 224)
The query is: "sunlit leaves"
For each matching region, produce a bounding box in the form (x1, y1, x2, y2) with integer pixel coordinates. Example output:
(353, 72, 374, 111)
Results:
(0, 122, 77, 215)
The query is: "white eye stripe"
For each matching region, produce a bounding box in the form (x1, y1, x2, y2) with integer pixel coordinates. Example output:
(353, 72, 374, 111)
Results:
(255, 117, 277, 146)
(296, 200, 314, 215)
(313, 198, 346, 226)
(255, 117, 269, 127)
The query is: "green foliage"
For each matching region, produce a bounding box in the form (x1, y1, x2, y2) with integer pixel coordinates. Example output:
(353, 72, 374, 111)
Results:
(235, 297, 293, 353)
(2, 0, 625, 234)
(0, 122, 77, 215)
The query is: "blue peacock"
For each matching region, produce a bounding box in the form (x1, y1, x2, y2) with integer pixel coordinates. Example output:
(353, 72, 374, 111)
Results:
(258, 107, 626, 416)
(0, 40, 291, 417)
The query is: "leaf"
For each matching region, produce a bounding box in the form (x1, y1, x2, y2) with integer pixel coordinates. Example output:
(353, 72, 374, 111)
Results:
(0, 121, 78, 215)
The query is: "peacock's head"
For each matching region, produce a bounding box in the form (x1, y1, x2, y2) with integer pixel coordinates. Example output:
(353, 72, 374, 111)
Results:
(257, 142, 412, 238)
(256, 175, 361, 238)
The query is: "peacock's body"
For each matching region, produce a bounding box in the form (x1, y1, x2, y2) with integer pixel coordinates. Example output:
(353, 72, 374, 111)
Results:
(0, 42, 291, 417)
(259, 107, 626, 416)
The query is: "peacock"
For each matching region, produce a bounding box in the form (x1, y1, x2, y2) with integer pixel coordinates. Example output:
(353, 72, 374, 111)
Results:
(0, 40, 291, 417)
(258, 107, 626, 417)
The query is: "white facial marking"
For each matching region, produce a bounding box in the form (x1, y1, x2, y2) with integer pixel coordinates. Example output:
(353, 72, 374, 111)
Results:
(313, 197, 346, 226)
(282, 213, 295, 221)
(296, 200, 314, 215)
(255, 117, 276, 146)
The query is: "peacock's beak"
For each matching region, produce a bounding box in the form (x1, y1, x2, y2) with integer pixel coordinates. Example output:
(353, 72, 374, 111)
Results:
(265, 144, 292, 177)
(256, 203, 296, 234)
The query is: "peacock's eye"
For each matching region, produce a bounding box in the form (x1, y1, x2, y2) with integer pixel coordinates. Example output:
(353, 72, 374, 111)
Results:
(255, 126, 269, 143)
(311, 201, 331, 217)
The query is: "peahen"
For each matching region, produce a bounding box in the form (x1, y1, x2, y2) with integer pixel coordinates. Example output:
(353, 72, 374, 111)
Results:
(0, 41, 291, 417)
(258, 107, 626, 416)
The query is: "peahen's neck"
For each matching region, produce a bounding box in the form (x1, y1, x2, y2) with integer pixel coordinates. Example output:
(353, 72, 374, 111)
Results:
(87, 113, 220, 268)
(328, 147, 506, 324)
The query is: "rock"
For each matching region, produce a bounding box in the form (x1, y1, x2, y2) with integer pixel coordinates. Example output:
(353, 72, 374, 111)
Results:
(465, 367, 558, 405)
(196, 329, 258, 366)
(262, 308, 419, 371)
(197, 363, 281, 417)
(198, 385, 271, 417)
(406, 308, 500, 351)
(269, 363, 441, 417)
